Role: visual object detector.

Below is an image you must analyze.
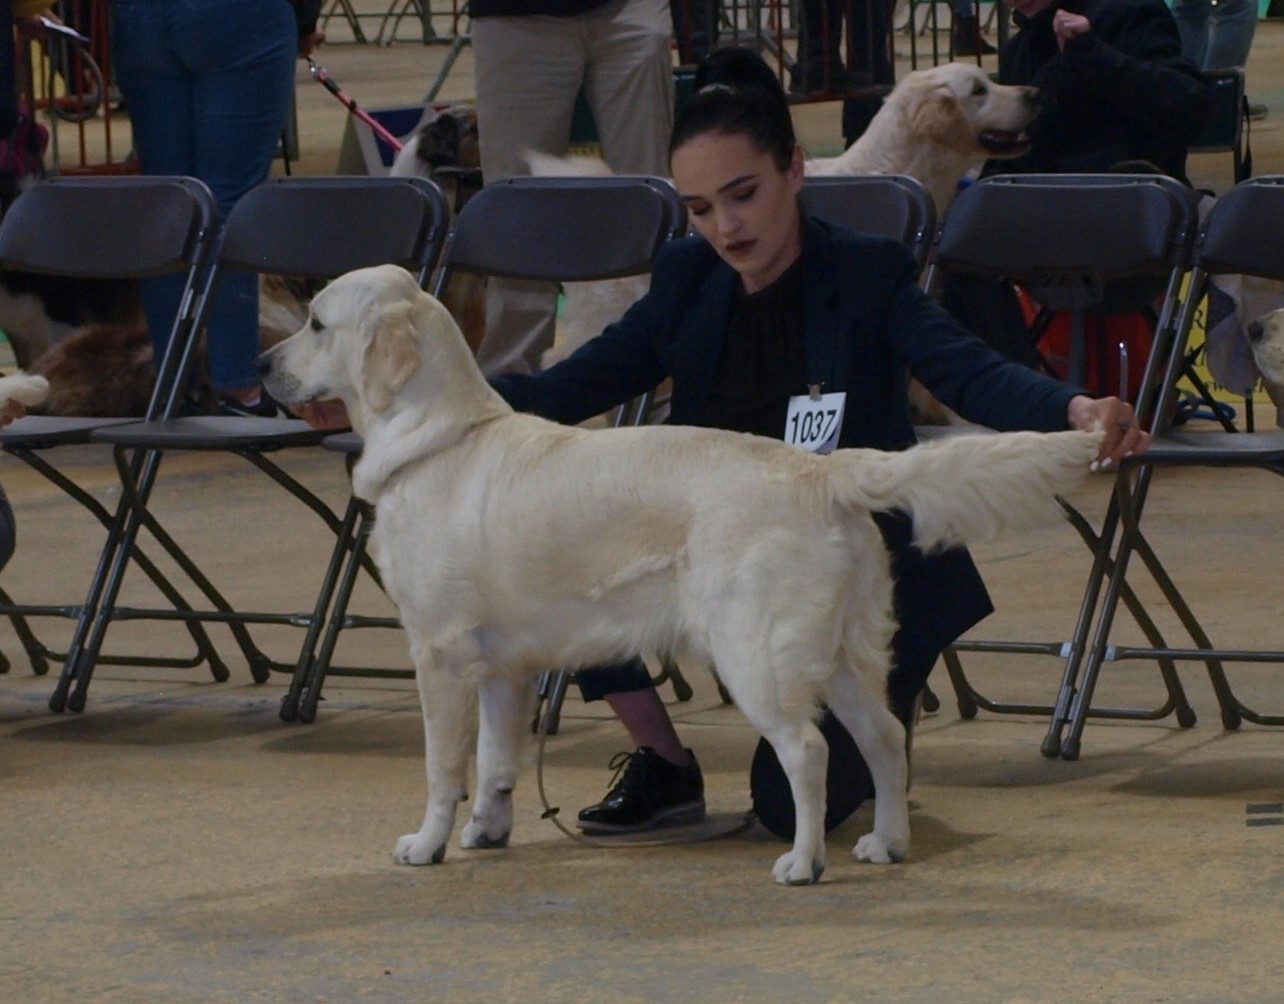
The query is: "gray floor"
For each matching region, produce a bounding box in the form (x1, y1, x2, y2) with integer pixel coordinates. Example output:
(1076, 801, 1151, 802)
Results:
(3, 12, 1284, 1003)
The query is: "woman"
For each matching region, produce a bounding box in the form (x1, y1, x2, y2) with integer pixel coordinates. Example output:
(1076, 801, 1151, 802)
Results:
(110, 0, 322, 416)
(303, 46, 1148, 838)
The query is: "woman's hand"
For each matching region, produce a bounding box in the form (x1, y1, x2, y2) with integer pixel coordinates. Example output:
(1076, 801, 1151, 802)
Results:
(1067, 395, 1150, 471)
(292, 398, 350, 431)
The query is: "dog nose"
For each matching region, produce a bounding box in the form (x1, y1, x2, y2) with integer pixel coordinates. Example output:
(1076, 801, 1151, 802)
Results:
(1247, 320, 1263, 344)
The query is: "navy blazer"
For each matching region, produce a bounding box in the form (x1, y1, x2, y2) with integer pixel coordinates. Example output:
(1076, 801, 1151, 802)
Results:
(493, 215, 1085, 685)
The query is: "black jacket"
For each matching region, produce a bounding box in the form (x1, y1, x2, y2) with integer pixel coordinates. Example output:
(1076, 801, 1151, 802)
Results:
(988, 0, 1212, 183)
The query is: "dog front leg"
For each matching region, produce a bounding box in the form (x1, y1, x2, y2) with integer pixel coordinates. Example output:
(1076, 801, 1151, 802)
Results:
(461, 673, 534, 850)
(394, 663, 477, 866)
(827, 668, 910, 865)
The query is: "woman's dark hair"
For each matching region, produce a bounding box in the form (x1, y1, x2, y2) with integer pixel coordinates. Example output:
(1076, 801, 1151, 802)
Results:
(669, 47, 797, 171)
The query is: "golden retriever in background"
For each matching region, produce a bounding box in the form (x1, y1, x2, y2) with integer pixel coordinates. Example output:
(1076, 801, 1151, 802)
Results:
(806, 62, 1037, 216)
(259, 263, 1102, 885)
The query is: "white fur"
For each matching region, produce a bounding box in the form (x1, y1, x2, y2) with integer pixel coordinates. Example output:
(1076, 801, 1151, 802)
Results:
(259, 264, 1101, 885)
(805, 62, 1038, 217)
(1249, 306, 1284, 386)
(0, 371, 49, 409)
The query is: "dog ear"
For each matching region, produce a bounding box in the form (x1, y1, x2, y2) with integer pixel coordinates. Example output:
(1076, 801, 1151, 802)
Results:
(911, 87, 973, 149)
(361, 303, 423, 413)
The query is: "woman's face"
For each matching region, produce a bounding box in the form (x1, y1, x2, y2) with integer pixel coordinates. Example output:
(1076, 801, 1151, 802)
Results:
(670, 130, 805, 294)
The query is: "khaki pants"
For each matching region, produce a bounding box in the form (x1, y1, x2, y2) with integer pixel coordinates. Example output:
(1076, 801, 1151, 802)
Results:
(471, 0, 674, 376)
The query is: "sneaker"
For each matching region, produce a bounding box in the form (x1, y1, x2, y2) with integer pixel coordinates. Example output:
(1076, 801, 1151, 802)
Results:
(1247, 102, 1268, 122)
(217, 388, 285, 418)
(577, 746, 706, 833)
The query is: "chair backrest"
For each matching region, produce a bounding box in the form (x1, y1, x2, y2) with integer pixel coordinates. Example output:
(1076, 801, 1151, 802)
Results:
(926, 173, 1200, 288)
(432, 175, 683, 290)
(0, 175, 219, 420)
(924, 173, 1201, 417)
(0, 174, 216, 279)
(801, 174, 937, 269)
(215, 175, 451, 284)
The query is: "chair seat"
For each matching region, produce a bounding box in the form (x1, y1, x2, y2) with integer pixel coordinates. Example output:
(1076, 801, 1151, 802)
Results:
(1130, 429, 1284, 466)
(89, 415, 329, 450)
(0, 415, 139, 447)
(321, 431, 362, 454)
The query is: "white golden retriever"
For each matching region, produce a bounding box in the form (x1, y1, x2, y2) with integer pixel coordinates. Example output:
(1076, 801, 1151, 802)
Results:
(806, 61, 1037, 216)
(259, 264, 1100, 885)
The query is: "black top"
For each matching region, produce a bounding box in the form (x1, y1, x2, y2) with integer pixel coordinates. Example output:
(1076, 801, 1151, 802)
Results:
(990, 0, 1211, 183)
(705, 258, 809, 438)
(289, 0, 322, 35)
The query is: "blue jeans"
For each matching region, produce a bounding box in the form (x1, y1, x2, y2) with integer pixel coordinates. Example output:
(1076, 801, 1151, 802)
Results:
(1172, 0, 1258, 70)
(111, 0, 297, 394)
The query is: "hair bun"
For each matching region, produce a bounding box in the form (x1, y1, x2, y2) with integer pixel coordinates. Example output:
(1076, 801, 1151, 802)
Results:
(693, 46, 783, 96)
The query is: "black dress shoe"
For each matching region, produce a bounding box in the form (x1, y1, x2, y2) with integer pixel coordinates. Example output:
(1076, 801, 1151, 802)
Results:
(577, 746, 706, 833)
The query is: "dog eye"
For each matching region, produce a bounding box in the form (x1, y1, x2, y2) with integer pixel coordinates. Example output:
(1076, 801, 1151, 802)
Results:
(971, 82, 988, 97)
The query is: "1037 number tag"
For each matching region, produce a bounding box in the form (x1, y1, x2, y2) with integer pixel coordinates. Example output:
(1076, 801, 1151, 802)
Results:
(784, 391, 846, 454)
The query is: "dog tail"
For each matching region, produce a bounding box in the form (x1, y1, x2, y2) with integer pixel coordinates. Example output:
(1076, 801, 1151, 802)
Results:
(827, 428, 1103, 551)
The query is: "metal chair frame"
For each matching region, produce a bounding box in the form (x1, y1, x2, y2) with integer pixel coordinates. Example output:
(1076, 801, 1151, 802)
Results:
(44, 176, 450, 715)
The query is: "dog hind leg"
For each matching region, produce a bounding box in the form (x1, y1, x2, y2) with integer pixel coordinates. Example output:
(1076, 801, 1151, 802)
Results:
(394, 659, 477, 865)
(461, 674, 533, 850)
(826, 664, 910, 865)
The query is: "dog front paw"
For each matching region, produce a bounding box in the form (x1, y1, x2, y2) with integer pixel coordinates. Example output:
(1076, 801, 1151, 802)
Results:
(853, 831, 907, 864)
(394, 831, 447, 865)
(461, 818, 511, 850)
(772, 850, 824, 886)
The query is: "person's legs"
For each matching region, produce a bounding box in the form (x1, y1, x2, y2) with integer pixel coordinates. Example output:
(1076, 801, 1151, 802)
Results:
(669, 0, 717, 64)
(574, 659, 705, 832)
(583, 0, 673, 176)
(175, 0, 296, 398)
(1171, 0, 1212, 66)
(952, 0, 996, 56)
(1202, 0, 1257, 70)
(840, 0, 893, 143)
(792, 0, 847, 93)
(471, 14, 583, 376)
(109, 0, 197, 373)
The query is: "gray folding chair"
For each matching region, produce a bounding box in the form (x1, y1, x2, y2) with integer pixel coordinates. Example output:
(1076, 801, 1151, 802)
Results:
(0, 176, 222, 683)
(290, 173, 687, 725)
(44, 176, 450, 714)
(1055, 175, 1284, 759)
(919, 173, 1203, 750)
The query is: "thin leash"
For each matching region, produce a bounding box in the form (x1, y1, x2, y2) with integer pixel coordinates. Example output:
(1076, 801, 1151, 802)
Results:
(531, 704, 756, 849)
(307, 57, 405, 153)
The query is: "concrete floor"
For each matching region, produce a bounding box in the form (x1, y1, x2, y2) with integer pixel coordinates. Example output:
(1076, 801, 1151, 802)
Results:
(3, 10, 1284, 1003)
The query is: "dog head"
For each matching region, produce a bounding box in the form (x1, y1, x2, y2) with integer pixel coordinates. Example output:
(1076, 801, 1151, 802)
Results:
(899, 62, 1037, 160)
(258, 264, 502, 430)
(390, 104, 483, 213)
(1247, 306, 1284, 388)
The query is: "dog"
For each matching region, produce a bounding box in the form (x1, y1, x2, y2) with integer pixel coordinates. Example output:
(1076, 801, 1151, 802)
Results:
(390, 103, 488, 356)
(1248, 307, 1284, 387)
(259, 263, 1102, 884)
(8, 273, 311, 417)
(0, 370, 50, 414)
(806, 61, 1037, 217)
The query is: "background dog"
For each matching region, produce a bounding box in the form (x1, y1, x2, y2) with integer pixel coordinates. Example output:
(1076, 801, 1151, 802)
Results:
(806, 62, 1037, 217)
(260, 263, 1101, 885)
(389, 103, 488, 356)
(1247, 306, 1284, 425)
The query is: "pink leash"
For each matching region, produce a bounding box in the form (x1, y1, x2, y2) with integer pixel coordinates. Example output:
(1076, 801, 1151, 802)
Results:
(308, 57, 404, 152)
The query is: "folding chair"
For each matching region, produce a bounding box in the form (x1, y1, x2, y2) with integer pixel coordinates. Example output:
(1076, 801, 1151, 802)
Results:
(288, 174, 687, 726)
(919, 173, 1203, 748)
(0, 175, 221, 681)
(45, 176, 450, 714)
(1189, 67, 1252, 186)
(1055, 175, 1284, 760)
